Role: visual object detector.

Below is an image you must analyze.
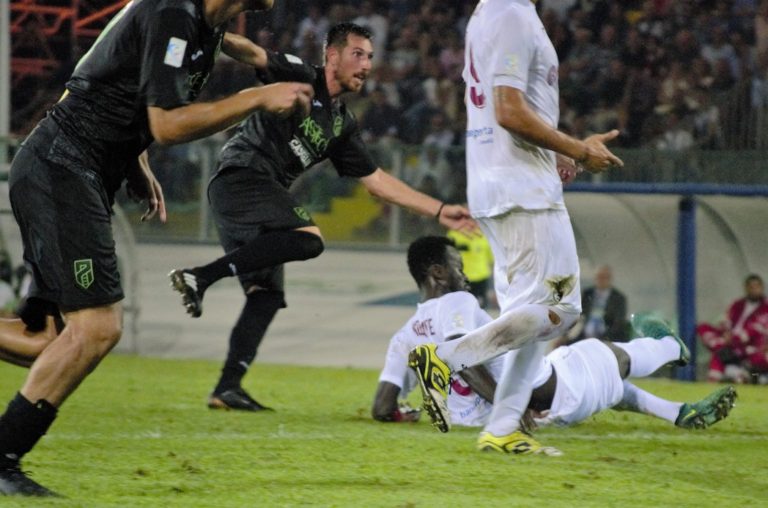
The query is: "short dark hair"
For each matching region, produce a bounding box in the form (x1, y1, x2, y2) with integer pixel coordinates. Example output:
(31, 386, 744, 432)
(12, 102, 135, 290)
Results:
(746, 274, 763, 285)
(325, 22, 373, 53)
(407, 236, 455, 286)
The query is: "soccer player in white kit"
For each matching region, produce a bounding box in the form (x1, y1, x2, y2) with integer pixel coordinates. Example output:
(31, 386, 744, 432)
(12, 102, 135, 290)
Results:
(385, 238, 736, 446)
(408, 0, 625, 454)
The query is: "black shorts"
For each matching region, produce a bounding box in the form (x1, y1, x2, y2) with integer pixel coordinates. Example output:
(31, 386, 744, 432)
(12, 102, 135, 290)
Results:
(8, 143, 123, 313)
(208, 166, 314, 295)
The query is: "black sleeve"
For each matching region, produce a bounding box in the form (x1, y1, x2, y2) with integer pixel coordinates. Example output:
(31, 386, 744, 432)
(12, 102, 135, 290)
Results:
(328, 115, 378, 178)
(141, 7, 200, 109)
(256, 51, 316, 85)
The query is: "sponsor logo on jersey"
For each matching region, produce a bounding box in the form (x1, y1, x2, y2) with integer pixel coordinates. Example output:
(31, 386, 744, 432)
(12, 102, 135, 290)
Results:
(313, 99, 323, 107)
(190, 49, 204, 62)
(289, 137, 313, 167)
(412, 318, 435, 337)
(74, 259, 94, 289)
(164, 37, 187, 68)
(298, 116, 330, 153)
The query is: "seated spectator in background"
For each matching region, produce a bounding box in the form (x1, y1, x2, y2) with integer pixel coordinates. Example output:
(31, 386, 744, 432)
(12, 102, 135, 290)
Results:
(698, 274, 768, 384)
(447, 229, 494, 309)
(0, 251, 16, 317)
(655, 110, 695, 151)
(571, 265, 629, 343)
(360, 88, 400, 142)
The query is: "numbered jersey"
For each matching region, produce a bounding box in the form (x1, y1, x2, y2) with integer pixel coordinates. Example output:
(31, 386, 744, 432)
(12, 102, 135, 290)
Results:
(463, 0, 564, 216)
(378, 291, 502, 427)
(217, 52, 377, 188)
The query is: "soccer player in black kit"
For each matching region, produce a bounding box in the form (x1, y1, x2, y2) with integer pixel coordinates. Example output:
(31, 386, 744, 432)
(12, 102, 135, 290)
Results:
(169, 23, 476, 412)
(0, 0, 313, 497)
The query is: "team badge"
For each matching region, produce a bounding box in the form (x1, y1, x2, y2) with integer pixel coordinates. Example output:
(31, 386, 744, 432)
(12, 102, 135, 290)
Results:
(74, 259, 94, 289)
(293, 207, 310, 221)
(333, 116, 343, 137)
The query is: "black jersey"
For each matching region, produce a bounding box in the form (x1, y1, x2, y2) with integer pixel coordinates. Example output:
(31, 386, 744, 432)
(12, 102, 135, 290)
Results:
(217, 51, 377, 188)
(39, 0, 224, 196)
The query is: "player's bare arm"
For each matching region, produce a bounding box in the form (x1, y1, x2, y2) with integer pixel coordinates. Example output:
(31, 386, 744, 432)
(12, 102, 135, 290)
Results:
(125, 151, 167, 223)
(147, 82, 314, 144)
(372, 381, 421, 422)
(493, 86, 624, 173)
(222, 32, 268, 69)
(359, 169, 477, 234)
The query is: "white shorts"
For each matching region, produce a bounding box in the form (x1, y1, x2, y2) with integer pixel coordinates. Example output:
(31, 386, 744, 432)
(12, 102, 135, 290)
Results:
(478, 209, 581, 315)
(538, 339, 624, 427)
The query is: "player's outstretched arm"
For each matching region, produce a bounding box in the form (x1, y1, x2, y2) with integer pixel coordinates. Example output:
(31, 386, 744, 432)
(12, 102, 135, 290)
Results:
(359, 169, 477, 235)
(493, 86, 624, 173)
(147, 82, 314, 144)
(222, 32, 268, 69)
(371, 381, 421, 422)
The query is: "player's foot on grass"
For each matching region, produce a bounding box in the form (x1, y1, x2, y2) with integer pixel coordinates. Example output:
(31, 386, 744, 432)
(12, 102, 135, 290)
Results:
(408, 344, 451, 433)
(675, 385, 737, 429)
(208, 388, 273, 412)
(169, 269, 207, 318)
(631, 313, 691, 366)
(0, 462, 59, 497)
(477, 430, 562, 456)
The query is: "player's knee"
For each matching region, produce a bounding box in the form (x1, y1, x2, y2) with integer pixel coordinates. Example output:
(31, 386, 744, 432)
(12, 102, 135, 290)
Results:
(295, 230, 325, 259)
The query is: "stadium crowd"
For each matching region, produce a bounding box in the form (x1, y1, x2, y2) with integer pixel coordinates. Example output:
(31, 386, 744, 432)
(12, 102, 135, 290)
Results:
(165, 0, 768, 200)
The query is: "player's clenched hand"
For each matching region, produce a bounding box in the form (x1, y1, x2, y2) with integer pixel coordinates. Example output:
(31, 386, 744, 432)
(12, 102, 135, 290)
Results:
(392, 403, 422, 422)
(126, 151, 167, 223)
(438, 204, 480, 236)
(578, 129, 624, 174)
(556, 153, 580, 184)
(258, 82, 314, 117)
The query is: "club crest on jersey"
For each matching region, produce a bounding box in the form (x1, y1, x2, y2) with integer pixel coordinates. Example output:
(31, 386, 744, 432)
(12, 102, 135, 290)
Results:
(333, 116, 343, 137)
(164, 37, 187, 68)
(547, 65, 558, 86)
(293, 207, 310, 221)
(74, 259, 94, 289)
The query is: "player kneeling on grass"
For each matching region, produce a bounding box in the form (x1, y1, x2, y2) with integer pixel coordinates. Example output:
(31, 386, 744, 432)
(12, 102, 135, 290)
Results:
(371, 236, 737, 454)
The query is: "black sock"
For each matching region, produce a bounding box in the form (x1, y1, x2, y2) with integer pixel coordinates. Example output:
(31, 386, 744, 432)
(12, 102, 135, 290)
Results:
(0, 393, 58, 466)
(214, 291, 284, 394)
(194, 230, 324, 287)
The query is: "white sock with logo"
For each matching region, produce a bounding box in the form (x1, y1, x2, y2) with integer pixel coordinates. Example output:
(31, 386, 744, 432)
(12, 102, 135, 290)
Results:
(614, 336, 681, 378)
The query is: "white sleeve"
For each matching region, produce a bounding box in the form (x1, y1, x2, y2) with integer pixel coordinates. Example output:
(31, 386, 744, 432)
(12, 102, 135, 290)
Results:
(490, 5, 534, 91)
(378, 333, 415, 396)
(438, 292, 493, 340)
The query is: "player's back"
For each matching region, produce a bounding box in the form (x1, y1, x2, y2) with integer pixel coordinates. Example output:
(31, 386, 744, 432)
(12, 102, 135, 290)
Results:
(463, 0, 563, 216)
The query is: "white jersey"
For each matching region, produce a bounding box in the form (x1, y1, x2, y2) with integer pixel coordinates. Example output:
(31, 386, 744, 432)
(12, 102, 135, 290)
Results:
(378, 292, 502, 427)
(464, 0, 564, 217)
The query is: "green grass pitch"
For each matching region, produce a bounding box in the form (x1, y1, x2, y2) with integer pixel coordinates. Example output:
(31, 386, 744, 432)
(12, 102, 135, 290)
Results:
(1, 355, 766, 507)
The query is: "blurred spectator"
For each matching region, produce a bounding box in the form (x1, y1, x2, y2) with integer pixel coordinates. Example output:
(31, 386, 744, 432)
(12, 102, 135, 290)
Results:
(409, 143, 452, 202)
(698, 274, 768, 384)
(691, 87, 724, 149)
(571, 265, 629, 343)
(293, 5, 329, 53)
(655, 110, 695, 151)
(360, 88, 400, 142)
(422, 111, 455, 148)
(353, 1, 389, 64)
(701, 26, 739, 80)
(0, 251, 17, 317)
(756, 0, 768, 56)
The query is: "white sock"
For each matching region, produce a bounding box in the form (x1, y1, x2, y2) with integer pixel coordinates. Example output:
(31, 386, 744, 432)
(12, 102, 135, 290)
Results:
(614, 337, 681, 378)
(436, 304, 578, 371)
(484, 341, 547, 435)
(618, 381, 682, 423)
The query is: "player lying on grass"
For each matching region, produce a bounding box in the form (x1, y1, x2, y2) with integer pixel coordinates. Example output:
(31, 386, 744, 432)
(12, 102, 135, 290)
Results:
(372, 237, 736, 454)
